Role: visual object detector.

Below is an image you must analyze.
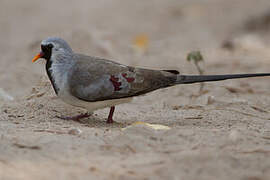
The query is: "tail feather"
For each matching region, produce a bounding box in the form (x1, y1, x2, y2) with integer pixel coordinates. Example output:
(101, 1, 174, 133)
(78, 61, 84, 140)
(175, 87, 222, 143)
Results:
(176, 73, 270, 84)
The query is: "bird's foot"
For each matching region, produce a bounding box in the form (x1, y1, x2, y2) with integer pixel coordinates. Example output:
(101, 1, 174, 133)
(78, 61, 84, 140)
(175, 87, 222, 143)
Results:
(56, 112, 92, 122)
(106, 117, 114, 124)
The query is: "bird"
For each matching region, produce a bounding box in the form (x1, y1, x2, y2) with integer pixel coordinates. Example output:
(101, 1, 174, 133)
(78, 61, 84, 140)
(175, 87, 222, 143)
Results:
(32, 37, 270, 123)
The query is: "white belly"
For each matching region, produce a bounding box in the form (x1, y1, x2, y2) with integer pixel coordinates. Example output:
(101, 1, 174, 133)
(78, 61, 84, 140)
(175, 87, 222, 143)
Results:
(49, 62, 132, 111)
(57, 88, 132, 112)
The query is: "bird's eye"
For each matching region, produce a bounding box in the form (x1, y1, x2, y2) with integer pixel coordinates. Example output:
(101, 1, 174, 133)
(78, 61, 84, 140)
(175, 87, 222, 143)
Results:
(47, 44, 54, 49)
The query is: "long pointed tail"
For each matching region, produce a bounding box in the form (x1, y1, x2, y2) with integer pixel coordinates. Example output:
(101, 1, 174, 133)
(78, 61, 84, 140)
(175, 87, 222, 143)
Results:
(176, 73, 270, 84)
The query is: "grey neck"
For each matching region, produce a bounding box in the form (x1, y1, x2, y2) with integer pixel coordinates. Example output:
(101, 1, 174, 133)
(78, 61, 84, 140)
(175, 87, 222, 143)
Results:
(46, 53, 74, 95)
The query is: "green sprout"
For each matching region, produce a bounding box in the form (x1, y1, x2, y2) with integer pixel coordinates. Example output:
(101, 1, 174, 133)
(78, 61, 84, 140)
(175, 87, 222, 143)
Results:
(186, 51, 205, 92)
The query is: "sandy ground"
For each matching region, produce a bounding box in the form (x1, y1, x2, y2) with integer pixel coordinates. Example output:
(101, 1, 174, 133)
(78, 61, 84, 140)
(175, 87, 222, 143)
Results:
(0, 0, 270, 179)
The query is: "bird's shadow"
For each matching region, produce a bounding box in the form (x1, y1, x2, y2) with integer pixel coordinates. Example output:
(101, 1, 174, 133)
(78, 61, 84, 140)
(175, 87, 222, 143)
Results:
(55, 115, 130, 128)
(83, 117, 129, 128)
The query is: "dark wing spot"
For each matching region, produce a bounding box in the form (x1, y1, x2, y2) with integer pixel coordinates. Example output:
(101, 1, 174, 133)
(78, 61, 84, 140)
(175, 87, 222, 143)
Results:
(163, 70, 180, 74)
(127, 66, 135, 72)
(122, 73, 135, 83)
(110, 75, 122, 91)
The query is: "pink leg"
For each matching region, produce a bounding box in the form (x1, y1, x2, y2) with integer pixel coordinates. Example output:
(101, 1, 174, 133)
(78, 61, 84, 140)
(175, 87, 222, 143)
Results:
(56, 112, 92, 122)
(107, 106, 115, 124)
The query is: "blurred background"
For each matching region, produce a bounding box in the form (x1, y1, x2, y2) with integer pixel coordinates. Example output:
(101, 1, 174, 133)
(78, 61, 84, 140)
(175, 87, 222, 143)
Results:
(1, 0, 270, 98)
(1, 1, 270, 179)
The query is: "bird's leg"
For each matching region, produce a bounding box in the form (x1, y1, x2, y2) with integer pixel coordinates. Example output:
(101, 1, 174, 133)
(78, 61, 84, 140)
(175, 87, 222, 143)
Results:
(56, 112, 92, 122)
(107, 106, 115, 124)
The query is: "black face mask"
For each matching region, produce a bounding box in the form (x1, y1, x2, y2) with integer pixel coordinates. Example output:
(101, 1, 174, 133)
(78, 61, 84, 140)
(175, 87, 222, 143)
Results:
(41, 44, 53, 61)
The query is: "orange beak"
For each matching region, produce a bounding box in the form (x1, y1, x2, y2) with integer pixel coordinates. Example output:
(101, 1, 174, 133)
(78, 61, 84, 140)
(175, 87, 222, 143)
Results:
(32, 52, 44, 62)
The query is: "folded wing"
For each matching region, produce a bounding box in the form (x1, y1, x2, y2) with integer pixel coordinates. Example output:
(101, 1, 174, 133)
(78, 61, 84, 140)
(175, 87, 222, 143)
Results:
(68, 54, 177, 102)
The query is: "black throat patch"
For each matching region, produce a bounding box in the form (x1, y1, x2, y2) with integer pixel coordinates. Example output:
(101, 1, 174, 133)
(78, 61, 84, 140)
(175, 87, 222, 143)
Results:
(45, 60, 60, 95)
(41, 44, 60, 95)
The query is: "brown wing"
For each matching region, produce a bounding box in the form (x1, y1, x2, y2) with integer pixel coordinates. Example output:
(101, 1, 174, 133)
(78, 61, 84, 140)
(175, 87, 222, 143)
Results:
(68, 54, 177, 102)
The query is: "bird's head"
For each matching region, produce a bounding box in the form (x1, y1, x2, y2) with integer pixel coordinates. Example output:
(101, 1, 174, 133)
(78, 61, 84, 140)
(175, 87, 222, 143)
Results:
(32, 37, 73, 62)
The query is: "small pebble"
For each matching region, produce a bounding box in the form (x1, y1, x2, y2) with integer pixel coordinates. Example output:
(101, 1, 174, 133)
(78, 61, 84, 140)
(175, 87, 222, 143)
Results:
(37, 104, 44, 110)
(68, 128, 82, 135)
(229, 129, 241, 142)
(0, 88, 14, 101)
(207, 95, 215, 105)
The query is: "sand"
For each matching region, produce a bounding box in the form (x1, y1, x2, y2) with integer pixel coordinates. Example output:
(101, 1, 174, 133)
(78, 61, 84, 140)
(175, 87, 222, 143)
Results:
(0, 0, 270, 179)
